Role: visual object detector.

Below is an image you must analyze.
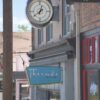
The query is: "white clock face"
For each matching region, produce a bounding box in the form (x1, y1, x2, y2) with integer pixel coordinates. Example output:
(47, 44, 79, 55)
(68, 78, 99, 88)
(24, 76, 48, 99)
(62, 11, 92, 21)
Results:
(26, 0, 53, 27)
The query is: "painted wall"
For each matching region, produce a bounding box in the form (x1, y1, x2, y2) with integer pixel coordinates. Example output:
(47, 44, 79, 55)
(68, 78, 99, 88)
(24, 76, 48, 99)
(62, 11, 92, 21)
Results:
(13, 53, 30, 71)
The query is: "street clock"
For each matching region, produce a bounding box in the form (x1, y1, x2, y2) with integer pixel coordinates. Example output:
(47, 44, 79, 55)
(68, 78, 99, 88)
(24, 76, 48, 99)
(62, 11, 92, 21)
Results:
(26, 0, 53, 28)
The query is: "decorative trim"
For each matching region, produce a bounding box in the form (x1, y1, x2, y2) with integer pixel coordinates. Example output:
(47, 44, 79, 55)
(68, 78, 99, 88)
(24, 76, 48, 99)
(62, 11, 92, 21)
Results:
(81, 27, 100, 37)
(30, 53, 68, 66)
(85, 63, 100, 69)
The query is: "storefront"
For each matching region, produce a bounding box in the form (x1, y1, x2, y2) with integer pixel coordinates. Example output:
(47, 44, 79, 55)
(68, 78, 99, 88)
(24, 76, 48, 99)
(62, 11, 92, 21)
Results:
(28, 39, 75, 100)
(26, 66, 62, 100)
(81, 28, 100, 100)
(15, 79, 30, 100)
(34, 84, 60, 100)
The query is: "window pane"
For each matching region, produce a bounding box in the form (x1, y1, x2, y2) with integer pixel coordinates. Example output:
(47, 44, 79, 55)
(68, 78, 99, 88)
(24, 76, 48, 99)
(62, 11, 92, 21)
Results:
(82, 38, 91, 64)
(94, 37, 98, 63)
(82, 36, 97, 65)
(38, 29, 43, 45)
(87, 70, 99, 100)
(63, 14, 71, 36)
(63, 3, 71, 36)
(46, 23, 53, 42)
(67, 14, 70, 33)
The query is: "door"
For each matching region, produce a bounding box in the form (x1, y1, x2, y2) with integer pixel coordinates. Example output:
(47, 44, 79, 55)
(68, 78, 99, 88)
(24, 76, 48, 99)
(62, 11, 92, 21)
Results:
(86, 70, 99, 100)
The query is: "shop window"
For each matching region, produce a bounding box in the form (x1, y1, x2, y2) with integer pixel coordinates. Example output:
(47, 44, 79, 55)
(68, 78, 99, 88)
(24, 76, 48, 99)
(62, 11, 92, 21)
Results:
(38, 84, 60, 100)
(20, 83, 29, 100)
(82, 70, 100, 100)
(81, 35, 100, 100)
(87, 70, 99, 100)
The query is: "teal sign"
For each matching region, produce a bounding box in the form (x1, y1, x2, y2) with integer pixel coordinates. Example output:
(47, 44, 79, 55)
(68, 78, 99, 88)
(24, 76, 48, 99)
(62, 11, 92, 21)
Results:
(26, 66, 62, 85)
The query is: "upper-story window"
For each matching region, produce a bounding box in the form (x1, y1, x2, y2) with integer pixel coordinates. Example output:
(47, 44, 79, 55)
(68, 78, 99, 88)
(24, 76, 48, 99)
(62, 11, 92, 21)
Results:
(46, 23, 53, 42)
(38, 28, 43, 45)
(62, 3, 71, 36)
(81, 35, 99, 65)
(66, 5, 70, 13)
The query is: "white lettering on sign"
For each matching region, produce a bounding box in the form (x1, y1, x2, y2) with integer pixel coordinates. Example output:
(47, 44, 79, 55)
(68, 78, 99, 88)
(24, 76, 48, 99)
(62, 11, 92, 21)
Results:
(28, 68, 59, 78)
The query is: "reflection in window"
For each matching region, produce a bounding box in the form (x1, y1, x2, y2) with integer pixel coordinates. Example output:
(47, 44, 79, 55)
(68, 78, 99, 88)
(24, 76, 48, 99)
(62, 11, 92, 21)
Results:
(82, 36, 98, 64)
(63, 3, 71, 36)
(20, 83, 29, 100)
(38, 28, 43, 45)
(87, 70, 99, 100)
(89, 39, 92, 63)
(46, 23, 53, 42)
(95, 37, 98, 63)
(38, 84, 60, 100)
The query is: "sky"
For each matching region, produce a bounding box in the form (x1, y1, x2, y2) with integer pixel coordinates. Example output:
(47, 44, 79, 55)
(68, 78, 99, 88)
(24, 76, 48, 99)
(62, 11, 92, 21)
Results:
(0, 0, 31, 32)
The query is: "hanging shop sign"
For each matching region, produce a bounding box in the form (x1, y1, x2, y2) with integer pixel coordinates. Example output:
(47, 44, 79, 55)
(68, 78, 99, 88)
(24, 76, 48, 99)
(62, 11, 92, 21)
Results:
(26, 66, 62, 85)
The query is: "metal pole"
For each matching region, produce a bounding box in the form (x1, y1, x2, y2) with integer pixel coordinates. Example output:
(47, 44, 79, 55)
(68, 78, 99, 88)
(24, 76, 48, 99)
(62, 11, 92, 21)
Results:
(74, 3, 81, 100)
(3, 0, 13, 100)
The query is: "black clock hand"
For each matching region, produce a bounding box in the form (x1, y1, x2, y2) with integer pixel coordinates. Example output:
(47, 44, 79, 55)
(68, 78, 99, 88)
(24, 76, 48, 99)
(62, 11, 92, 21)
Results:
(39, 9, 43, 14)
(38, 5, 43, 14)
(33, 5, 43, 16)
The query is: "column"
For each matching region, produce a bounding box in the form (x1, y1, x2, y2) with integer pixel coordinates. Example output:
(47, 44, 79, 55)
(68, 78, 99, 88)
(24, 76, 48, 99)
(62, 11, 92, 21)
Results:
(60, 59, 74, 100)
(30, 86, 37, 100)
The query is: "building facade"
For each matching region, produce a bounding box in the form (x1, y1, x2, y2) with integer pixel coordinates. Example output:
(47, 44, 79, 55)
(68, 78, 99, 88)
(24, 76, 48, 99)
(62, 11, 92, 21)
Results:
(28, 2, 100, 100)
(28, 0, 76, 100)
(0, 32, 31, 100)
(79, 3, 100, 100)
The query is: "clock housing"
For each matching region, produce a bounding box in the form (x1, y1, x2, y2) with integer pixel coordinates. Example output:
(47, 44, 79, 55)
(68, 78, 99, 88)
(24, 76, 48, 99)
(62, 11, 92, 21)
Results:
(26, 0, 53, 28)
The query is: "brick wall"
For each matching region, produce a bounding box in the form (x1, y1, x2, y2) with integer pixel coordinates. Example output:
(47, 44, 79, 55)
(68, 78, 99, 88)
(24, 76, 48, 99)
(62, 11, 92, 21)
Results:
(78, 3, 100, 32)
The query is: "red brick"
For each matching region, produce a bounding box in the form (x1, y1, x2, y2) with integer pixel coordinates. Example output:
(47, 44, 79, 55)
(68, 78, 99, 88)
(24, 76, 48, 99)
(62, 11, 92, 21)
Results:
(76, 3, 100, 32)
